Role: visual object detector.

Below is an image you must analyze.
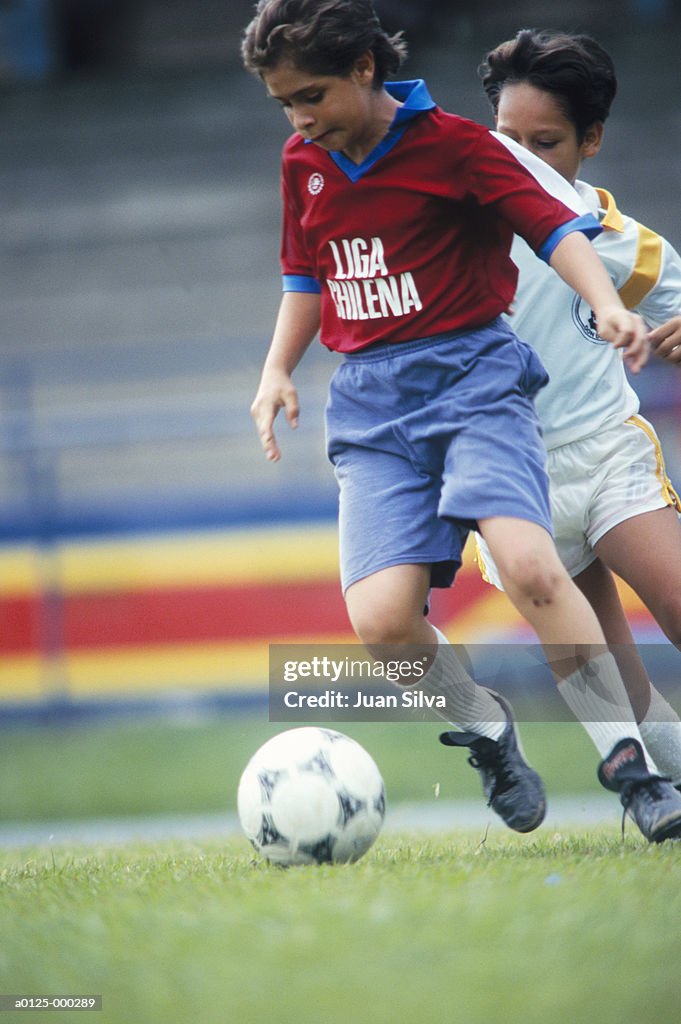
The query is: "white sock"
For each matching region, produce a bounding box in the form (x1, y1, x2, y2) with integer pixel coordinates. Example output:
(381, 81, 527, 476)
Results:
(556, 651, 657, 771)
(417, 627, 506, 741)
(639, 685, 681, 786)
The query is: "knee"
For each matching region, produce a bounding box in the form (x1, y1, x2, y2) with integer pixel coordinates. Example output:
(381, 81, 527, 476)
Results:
(344, 567, 430, 651)
(346, 601, 418, 651)
(500, 550, 567, 608)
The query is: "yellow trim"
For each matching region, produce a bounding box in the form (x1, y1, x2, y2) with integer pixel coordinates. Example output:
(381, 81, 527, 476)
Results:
(593, 188, 662, 308)
(618, 223, 663, 309)
(595, 187, 624, 232)
(626, 415, 681, 512)
(472, 535, 492, 584)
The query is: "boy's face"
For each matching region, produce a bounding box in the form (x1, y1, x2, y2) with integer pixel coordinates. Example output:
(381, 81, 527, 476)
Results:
(495, 81, 602, 184)
(262, 57, 378, 158)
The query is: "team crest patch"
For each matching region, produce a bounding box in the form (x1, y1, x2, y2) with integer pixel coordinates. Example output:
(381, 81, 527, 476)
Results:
(307, 172, 325, 196)
(571, 295, 608, 345)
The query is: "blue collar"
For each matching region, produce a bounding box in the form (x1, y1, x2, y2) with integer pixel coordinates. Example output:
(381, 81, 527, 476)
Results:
(303, 79, 436, 182)
(385, 79, 436, 121)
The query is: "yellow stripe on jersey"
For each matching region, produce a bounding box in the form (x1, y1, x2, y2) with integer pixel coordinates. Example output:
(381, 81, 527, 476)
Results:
(626, 415, 681, 512)
(595, 187, 625, 232)
(618, 224, 663, 309)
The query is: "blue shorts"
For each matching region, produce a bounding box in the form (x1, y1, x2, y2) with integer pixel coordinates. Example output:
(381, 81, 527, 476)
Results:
(325, 319, 552, 593)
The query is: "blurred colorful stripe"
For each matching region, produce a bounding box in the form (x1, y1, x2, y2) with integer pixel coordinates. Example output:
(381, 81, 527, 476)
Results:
(0, 523, 657, 703)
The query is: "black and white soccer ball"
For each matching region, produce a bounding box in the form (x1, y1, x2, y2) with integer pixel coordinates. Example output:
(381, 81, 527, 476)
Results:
(237, 727, 386, 866)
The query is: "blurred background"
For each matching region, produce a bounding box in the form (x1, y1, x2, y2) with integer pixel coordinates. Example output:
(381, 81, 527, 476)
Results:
(1, 0, 681, 732)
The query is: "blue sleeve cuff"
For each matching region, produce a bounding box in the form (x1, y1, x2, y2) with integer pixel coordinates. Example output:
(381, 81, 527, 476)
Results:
(282, 274, 321, 294)
(537, 213, 602, 263)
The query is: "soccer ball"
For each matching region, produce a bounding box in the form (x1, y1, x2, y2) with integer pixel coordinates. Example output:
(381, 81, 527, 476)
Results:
(237, 727, 386, 866)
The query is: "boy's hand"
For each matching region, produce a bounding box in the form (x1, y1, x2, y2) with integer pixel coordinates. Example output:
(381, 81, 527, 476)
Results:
(250, 368, 300, 462)
(648, 316, 681, 365)
(594, 307, 649, 373)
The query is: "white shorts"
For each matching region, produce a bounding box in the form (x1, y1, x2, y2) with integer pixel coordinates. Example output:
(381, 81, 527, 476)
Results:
(476, 414, 681, 587)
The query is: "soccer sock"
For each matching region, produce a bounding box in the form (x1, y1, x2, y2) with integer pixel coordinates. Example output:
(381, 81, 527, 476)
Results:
(417, 626, 506, 741)
(556, 651, 657, 772)
(638, 685, 681, 786)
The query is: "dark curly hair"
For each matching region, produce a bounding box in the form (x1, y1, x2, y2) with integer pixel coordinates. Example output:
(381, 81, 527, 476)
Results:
(479, 29, 617, 142)
(241, 0, 407, 86)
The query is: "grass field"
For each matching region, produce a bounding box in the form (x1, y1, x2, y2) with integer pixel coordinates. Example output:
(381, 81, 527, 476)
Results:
(1, 831, 680, 1024)
(1, 713, 679, 1023)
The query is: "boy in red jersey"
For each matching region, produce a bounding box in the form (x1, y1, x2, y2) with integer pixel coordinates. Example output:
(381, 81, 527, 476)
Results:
(242, 0, 681, 841)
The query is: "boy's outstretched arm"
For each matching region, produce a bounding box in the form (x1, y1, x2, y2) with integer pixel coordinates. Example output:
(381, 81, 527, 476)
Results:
(250, 291, 321, 462)
(648, 316, 681, 365)
(548, 230, 649, 373)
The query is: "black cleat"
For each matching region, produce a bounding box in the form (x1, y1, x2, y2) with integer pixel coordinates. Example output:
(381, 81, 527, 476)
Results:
(597, 738, 681, 843)
(439, 690, 546, 833)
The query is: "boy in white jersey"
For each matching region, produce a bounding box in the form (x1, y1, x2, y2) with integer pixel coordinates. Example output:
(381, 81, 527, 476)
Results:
(476, 29, 681, 796)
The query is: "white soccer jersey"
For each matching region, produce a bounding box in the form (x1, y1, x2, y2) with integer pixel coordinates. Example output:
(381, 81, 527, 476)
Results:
(507, 180, 681, 449)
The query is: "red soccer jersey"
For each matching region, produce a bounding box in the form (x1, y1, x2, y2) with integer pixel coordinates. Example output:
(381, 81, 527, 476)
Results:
(280, 80, 598, 354)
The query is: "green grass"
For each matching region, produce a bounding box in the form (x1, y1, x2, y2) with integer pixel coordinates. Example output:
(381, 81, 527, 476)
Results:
(1, 715, 678, 1023)
(0, 715, 601, 821)
(1, 832, 679, 1024)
